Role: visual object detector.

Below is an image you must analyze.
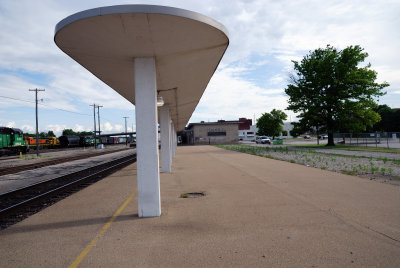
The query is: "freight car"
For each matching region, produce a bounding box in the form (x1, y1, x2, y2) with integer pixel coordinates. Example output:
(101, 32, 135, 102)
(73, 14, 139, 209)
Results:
(79, 136, 100, 147)
(59, 135, 80, 147)
(0, 127, 28, 155)
(100, 136, 108, 144)
(107, 137, 120, 144)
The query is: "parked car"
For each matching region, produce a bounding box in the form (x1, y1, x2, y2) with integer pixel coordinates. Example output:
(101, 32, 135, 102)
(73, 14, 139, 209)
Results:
(318, 134, 328, 139)
(256, 136, 271, 144)
(303, 135, 311, 139)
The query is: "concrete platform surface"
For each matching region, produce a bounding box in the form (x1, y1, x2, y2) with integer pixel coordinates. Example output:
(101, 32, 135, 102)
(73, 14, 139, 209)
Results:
(0, 146, 399, 267)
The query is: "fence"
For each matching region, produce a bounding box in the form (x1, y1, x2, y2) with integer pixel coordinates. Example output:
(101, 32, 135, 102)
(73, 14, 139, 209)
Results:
(333, 132, 400, 149)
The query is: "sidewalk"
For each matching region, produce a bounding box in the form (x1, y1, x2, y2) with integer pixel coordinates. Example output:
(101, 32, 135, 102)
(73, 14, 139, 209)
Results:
(1, 146, 399, 267)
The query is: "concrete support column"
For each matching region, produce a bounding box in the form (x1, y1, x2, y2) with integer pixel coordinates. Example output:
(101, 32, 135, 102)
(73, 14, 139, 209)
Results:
(172, 123, 176, 157)
(170, 120, 174, 160)
(160, 106, 171, 173)
(134, 57, 161, 217)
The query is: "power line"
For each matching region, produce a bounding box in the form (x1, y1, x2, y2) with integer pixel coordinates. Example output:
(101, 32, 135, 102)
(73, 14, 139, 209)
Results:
(0, 95, 36, 104)
(0, 95, 91, 116)
(0, 95, 129, 128)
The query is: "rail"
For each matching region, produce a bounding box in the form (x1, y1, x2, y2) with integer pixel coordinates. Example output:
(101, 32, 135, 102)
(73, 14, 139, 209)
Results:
(0, 148, 132, 176)
(0, 153, 136, 229)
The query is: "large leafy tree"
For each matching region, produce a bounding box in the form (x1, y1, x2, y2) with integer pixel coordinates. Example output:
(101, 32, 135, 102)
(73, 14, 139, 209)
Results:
(369, 105, 400, 132)
(62, 129, 76, 136)
(256, 109, 287, 139)
(285, 45, 389, 146)
(47, 130, 56, 137)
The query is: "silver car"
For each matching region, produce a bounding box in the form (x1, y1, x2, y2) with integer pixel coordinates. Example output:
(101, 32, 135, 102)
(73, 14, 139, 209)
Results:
(256, 136, 271, 144)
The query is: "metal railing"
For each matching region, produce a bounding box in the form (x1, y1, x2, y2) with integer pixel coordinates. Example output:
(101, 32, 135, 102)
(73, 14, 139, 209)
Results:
(333, 132, 400, 149)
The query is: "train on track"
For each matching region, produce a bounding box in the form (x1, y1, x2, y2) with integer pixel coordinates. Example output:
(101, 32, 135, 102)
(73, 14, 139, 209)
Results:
(59, 135, 131, 147)
(0, 126, 133, 156)
(24, 136, 60, 148)
(0, 127, 28, 155)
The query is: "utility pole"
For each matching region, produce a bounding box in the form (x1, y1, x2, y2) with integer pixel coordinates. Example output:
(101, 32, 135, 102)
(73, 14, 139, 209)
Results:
(29, 88, 45, 157)
(123, 116, 129, 146)
(97, 105, 103, 143)
(90, 104, 97, 149)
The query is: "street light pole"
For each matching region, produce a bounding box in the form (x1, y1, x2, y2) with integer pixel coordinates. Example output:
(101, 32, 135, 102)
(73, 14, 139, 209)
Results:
(29, 88, 45, 157)
(123, 116, 129, 146)
(97, 105, 103, 143)
(90, 104, 97, 149)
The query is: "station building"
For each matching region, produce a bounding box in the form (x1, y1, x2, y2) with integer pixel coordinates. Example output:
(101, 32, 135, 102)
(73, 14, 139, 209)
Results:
(185, 120, 240, 145)
(179, 117, 294, 145)
(238, 118, 256, 141)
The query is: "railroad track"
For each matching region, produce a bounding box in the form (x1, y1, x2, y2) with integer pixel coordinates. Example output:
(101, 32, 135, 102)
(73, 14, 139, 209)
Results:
(0, 153, 136, 230)
(0, 148, 132, 176)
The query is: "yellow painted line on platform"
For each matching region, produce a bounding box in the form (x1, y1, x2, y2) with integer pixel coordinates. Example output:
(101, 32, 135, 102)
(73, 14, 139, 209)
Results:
(69, 188, 138, 268)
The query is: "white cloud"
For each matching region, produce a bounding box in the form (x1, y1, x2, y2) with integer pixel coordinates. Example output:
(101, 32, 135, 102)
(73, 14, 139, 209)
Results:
(101, 122, 126, 132)
(269, 75, 284, 85)
(114, 124, 124, 132)
(6, 121, 16, 128)
(103, 122, 114, 132)
(44, 124, 67, 136)
(191, 66, 296, 122)
(21, 124, 34, 133)
(129, 125, 136, 132)
(74, 124, 86, 132)
(1, 0, 399, 129)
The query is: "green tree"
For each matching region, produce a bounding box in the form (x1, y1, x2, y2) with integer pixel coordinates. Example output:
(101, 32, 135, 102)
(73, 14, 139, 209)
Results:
(285, 45, 389, 146)
(62, 129, 76, 136)
(369, 105, 400, 132)
(256, 109, 287, 139)
(62, 129, 94, 137)
(78, 131, 93, 136)
(289, 121, 312, 138)
(47, 130, 56, 137)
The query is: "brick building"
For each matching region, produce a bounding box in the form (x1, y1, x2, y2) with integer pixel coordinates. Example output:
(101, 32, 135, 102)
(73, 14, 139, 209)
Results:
(185, 120, 240, 145)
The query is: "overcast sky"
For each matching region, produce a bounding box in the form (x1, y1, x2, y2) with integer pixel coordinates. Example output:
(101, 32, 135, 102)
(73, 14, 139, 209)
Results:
(1, 0, 399, 136)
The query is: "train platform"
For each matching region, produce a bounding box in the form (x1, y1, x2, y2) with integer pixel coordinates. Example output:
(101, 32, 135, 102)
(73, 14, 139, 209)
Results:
(1, 145, 399, 267)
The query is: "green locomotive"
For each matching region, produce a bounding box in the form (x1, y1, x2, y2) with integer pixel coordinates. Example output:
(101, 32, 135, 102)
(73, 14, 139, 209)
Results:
(0, 127, 28, 156)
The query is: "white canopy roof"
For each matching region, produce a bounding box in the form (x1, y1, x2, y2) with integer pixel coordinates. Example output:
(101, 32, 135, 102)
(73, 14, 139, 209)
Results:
(54, 5, 229, 131)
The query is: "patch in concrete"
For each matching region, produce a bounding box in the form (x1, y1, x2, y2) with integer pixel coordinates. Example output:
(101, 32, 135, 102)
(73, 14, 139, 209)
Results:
(180, 192, 205, 198)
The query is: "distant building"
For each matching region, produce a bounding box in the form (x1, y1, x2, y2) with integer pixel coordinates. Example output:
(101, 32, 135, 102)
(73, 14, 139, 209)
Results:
(178, 118, 294, 145)
(281, 122, 294, 138)
(238, 117, 252, 130)
(238, 118, 256, 141)
(185, 120, 240, 145)
(239, 119, 294, 140)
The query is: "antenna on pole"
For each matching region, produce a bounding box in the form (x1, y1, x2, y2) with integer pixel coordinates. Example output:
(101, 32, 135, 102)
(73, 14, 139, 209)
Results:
(29, 88, 45, 157)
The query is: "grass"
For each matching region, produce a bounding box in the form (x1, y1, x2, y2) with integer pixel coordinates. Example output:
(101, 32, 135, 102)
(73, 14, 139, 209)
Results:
(341, 170, 357, 176)
(287, 144, 400, 154)
(216, 144, 398, 179)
